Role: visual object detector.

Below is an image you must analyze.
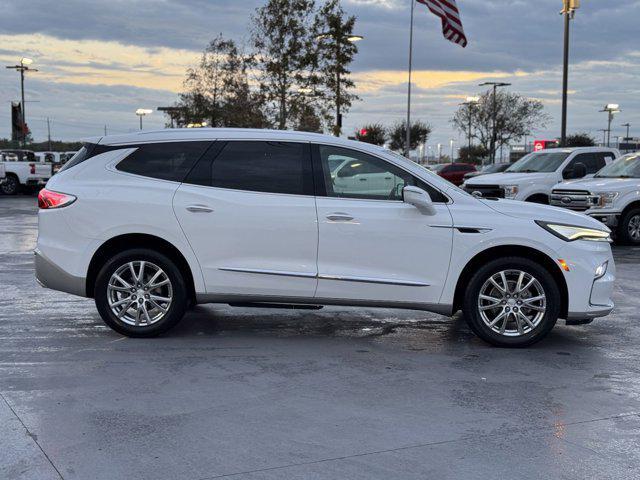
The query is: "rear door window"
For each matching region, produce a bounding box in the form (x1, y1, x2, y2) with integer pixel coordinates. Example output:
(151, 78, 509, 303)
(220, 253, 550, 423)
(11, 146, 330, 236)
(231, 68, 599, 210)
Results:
(116, 141, 211, 182)
(185, 141, 313, 196)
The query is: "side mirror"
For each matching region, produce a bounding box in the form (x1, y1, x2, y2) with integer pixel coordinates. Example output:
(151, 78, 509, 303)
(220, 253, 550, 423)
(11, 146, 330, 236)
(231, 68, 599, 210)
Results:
(403, 186, 436, 215)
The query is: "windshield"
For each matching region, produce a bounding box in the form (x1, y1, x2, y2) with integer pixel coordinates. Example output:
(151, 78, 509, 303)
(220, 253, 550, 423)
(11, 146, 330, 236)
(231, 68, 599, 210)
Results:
(482, 163, 509, 173)
(506, 151, 571, 173)
(595, 153, 640, 178)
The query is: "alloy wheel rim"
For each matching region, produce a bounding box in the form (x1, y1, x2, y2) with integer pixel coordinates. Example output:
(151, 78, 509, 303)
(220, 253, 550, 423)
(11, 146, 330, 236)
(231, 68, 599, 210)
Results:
(628, 215, 640, 241)
(107, 261, 172, 327)
(477, 270, 546, 337)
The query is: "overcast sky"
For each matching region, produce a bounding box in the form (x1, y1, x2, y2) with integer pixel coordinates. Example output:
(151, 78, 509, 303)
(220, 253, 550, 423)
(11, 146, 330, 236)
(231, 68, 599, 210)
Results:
(1, 0, 639, 151)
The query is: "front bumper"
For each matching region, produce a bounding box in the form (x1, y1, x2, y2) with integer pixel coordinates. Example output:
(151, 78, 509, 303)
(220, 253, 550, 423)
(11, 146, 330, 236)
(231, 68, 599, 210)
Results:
(34, 248, 86, 297)
(557, 241, 615, 322)
(587, 211, 621, 229)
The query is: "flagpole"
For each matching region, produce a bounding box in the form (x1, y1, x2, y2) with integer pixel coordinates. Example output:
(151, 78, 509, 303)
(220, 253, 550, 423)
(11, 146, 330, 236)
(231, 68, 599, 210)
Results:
(405, 0, 415, 156)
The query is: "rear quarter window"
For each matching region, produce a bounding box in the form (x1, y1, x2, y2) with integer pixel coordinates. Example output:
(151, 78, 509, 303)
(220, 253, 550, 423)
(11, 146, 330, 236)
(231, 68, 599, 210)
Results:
(116, 141, 212, 182)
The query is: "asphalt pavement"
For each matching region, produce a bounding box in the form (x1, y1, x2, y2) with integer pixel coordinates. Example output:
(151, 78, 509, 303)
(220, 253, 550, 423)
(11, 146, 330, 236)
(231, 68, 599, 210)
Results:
(1, 195, 640, 479)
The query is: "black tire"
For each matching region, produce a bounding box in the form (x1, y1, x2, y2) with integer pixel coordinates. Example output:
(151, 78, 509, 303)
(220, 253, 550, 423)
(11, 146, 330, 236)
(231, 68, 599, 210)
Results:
(94, 248, 188, 337)
(463, 257, 561, 347)
(617, 208, 640, 246)
(1, 174, 20, 195)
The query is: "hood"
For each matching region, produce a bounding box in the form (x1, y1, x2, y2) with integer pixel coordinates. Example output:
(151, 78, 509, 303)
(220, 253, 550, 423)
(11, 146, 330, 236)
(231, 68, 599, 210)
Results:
(480, 198, 607, 230)
(464, 171, 553, 186)
(554, 176, 640, 192)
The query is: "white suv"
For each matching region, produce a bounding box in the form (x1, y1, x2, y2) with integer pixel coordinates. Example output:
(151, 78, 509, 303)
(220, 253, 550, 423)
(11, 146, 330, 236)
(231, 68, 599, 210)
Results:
(463, 147, 619, 203)
(36, 129, 616, 347)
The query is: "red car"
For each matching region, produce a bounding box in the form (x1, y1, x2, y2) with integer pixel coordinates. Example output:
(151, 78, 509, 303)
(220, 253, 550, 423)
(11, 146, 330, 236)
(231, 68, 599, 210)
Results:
(431, 163, 477, 186)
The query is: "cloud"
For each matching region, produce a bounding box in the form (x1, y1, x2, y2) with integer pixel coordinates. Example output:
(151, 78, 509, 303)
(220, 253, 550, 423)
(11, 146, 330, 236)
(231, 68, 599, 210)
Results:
(1, 0, 639, 149)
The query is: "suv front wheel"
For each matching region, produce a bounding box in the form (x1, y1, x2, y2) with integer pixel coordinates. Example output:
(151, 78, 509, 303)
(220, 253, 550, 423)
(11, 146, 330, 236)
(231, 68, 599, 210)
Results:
(463, 257, 561, 347)
(94, 248, 188, 337)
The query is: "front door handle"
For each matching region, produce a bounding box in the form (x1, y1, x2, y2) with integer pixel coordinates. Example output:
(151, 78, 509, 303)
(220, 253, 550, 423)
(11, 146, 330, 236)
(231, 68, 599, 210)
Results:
(186, 205, 213, 213)
(326, 212, 354, 222)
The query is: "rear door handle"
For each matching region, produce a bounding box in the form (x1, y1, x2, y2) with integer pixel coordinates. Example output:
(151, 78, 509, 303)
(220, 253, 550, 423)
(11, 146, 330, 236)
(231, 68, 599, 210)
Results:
(359, 178, 367, 181)
(186, 205, 213, 213)
(326, 212, 354, 222)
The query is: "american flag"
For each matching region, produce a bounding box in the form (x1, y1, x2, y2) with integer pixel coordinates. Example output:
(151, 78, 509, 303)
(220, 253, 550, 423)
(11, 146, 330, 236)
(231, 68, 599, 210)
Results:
(416, 0, 468, 48)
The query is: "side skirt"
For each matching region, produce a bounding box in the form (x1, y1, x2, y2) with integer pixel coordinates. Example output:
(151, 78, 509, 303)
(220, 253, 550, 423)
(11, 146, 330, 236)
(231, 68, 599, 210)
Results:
(196, 293, 454, 316)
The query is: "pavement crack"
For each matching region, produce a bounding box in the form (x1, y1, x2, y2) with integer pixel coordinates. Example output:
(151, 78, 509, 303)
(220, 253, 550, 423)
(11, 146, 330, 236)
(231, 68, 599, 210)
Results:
(197, 411, 640, 479)
(0, 391, 65, 480)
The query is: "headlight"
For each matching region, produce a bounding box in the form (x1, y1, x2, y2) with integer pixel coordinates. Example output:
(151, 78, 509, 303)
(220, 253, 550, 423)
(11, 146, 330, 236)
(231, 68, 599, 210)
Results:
(502, 185, 519, 199)
(593, 192, 619, 209)
(535, 221, 611, 242)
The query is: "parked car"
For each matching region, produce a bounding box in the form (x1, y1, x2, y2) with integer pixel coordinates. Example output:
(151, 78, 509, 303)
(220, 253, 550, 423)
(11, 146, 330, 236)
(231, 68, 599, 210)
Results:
(0, 149, 53, 195)
(462, 147, 619, 203)
(35, 151, 67, 174)
(550, 152, 640, 245)
(431, 162, 476, 186)
(36, 129, 615, 347)
(463, 162, 513, 181)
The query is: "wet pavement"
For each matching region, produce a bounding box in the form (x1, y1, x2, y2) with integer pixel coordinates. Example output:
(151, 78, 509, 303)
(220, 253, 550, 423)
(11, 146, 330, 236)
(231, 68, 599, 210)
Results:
(1, 195, 640, 479)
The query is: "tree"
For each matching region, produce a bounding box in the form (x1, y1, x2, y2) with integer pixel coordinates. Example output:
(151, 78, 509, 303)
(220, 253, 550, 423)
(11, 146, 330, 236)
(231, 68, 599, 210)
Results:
(452, 91, 549, 161)
(458, 144, 489, 164)
(294, 103, 323, 132)
(563, 133, 596, 147)
(354, 123, 386, 145)
(251, 0, 318, 130)
(172, 35, 269, 128)
(389, 120, 431, 152)
(314, 0, 360, 135)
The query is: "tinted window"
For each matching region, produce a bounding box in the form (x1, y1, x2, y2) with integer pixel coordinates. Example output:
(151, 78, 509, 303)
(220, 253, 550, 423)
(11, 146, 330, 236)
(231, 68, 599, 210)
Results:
(319, 145, 447, 202)
(193, 141, 311, 195)
(566, 153, 606, 175)
(58, 143, 121, 173)
(506, 151, 571, 173)
(117, 141, 210, 182)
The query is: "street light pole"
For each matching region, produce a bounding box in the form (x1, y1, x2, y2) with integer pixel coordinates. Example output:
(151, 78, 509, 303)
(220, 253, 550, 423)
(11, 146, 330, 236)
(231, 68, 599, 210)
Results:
(600, 104, 620, 147)
(622, 122, 631, 140)
(6, 58, 38, 147)
(460, 96, 479, 153)
(135, 109, 153, 130)
(479, 82, 511, 164)
(560, 0, 579, 146)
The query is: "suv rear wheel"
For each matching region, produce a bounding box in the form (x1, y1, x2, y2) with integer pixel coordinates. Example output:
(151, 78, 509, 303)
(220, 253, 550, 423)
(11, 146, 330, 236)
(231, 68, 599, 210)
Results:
(94, 248, 188, 337)
(463, 257, 560, 347)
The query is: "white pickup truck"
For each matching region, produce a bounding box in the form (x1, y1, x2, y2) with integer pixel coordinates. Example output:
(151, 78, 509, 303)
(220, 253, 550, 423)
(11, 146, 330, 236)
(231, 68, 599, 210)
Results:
(550, 152, 640, 244)
(0, 150, 52, 195)
(462, 147, 619, 203)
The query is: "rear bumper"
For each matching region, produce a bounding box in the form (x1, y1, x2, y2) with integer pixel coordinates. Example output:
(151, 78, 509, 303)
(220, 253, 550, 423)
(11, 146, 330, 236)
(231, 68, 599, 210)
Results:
(34, 248, 86, 297)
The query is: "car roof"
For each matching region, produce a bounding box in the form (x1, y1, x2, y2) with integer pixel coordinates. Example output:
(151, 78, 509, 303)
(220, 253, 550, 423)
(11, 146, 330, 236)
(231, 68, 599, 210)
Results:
(536, 146, 618, 153)
(92, 128, 361, 148)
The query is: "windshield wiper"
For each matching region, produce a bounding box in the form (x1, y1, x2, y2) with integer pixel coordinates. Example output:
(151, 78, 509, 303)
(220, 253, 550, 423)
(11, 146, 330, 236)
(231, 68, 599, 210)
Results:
(510, 169, 537, 173)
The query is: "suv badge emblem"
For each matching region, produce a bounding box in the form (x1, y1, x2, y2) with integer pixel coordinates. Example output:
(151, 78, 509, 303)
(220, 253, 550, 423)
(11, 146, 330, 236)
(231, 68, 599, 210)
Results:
(561, 196, 572, 204)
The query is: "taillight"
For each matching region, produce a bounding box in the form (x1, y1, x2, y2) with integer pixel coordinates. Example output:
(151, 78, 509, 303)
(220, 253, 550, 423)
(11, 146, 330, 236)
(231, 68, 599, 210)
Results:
(29, 163, 36, 174)
(38, 189, 77, 209)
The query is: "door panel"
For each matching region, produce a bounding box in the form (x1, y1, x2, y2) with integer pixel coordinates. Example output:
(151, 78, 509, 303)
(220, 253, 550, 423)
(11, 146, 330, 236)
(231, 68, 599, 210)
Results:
(315, 198, 453, 304)
(174, 186, 318, 296)
(173, 140, 318, 297)
(313, 144, 454, 305)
